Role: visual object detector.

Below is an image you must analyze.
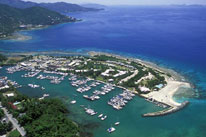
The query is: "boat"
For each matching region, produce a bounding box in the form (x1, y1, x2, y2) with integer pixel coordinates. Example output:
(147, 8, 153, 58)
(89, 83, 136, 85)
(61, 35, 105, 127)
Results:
(115, 122, 120, 126)
(43, 94, 49, 97)
(33, 84, 40, 88)
(85, 108, 97, 116)
(70, 100, 76, 104)
(98, 114, 103, 118)
(101, 115, 107, 120)
(28, 84, 39, 88)
(83, 95, 89, 99)
(107, 127, 116, 133)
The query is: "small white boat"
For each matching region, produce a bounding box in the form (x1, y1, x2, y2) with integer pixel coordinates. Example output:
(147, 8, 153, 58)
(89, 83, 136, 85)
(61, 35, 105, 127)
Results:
(70, 100, 76, 104)
(83, 95, 89, 99)
(107, 127, 116, 133)
(101, 115, 107, 120)
(115, 122, 120, 126)
(98, 114, 103, 118)
(43, 94, 49, 97)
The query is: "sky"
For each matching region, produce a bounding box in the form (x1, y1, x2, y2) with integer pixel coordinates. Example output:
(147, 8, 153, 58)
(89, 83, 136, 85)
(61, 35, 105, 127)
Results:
(23, 0, 206, 5)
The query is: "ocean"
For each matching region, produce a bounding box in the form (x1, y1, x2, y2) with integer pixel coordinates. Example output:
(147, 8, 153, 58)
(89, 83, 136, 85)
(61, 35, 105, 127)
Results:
(0, 5, 206, 137)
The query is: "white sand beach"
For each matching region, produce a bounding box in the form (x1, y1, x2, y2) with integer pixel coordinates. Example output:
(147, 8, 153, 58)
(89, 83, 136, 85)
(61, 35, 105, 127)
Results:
(142, 77, 191, 107)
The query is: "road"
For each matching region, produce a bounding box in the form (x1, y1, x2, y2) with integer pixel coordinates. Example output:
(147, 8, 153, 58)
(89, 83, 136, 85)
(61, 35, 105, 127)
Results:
(0, 103, 26, 136)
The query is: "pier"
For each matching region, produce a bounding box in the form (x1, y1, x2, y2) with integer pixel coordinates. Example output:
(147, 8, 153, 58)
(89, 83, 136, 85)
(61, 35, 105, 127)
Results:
(142, 101, 189, 117)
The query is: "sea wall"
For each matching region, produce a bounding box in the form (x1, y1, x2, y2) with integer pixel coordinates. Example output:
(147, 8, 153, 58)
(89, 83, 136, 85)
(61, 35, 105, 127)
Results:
(142, 101, 189, 117)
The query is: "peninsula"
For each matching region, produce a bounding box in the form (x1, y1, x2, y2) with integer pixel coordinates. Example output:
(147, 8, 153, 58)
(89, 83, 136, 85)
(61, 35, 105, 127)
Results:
(0, 4, 77, 39)
(1, 51, 192, 117)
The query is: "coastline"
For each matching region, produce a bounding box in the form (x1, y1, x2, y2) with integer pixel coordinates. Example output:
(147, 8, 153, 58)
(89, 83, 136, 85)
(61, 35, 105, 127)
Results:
(88, 51, 193, 116)
(0, 25, 50, 41)
(1, 50, 194, 116)
(4, 33, 32, 41)
(0, 19, 81, 41)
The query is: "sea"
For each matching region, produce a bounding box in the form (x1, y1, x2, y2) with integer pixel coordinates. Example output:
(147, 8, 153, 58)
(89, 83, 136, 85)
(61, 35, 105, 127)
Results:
(0, 5, 206, 137)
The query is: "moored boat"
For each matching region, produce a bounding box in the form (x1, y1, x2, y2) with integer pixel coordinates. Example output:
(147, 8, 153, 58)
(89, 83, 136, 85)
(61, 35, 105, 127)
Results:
(115, 122, 120, 126)
(107, 127, 116, 133)
(70, 100, 76, 104)
(101, 115, 107, 120)
(98, 114, 103, 118)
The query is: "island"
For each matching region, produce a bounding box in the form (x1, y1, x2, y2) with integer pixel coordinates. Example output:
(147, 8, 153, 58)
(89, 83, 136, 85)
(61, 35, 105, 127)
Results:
(0, 51, 192, 117)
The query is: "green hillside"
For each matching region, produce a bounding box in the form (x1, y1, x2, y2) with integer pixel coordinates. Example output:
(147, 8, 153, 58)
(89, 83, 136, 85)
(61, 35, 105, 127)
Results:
(0, 4, 76, 38)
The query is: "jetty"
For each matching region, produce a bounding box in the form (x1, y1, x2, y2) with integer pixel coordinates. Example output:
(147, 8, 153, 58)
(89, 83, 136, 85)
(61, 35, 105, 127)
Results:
(142, 101, 189, 117)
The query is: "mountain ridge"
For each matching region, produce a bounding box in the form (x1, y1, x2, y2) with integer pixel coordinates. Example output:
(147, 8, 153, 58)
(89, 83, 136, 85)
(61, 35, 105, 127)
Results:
(0, 0, 103, 13)
(0, 3, 76, 38)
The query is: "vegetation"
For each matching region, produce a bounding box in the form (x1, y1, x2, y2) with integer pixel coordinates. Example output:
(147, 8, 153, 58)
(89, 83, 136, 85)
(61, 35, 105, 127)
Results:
(70, 55, 167, 92)
(20, 99, 79, 137)
(0, 54, 7, 63)
(0, 108, 13, 136)
(0, 121, 13, 135)
(0, 0, 103, 13)
(122, 69, 148, 89)
(93, 55, 123, 62)
(0, 55, 33, 66)
(0, 3, 76, 38)
(8, 129, 21, 137)
(0, 109, 4, 119)
(0, 87, 80, 137)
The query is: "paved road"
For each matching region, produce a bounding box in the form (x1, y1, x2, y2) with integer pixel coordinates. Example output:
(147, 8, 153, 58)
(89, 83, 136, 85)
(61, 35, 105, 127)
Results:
(1, 106, 26, 136)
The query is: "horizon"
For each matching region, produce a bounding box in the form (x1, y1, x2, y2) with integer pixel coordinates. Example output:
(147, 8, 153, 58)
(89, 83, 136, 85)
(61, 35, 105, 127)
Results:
(22, 0, 206, 6)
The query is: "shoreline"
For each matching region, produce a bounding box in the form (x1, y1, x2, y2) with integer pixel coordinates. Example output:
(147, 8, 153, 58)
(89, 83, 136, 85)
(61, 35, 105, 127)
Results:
(0, 25, 49, 41)
(4, 33, 32, 41)
(88, 51, 193, 116)
(1, 50, 194, 116)
(0, 19, 80, 41)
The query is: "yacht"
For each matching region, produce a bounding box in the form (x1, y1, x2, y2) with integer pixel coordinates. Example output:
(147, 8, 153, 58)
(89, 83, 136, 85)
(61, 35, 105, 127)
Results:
(107, 127, 116, 133)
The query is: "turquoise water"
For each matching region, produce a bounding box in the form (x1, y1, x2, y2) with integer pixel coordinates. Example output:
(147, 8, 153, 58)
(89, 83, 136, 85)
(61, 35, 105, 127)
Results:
(0, 66, 205, 137)
(0, 5, 206, 137)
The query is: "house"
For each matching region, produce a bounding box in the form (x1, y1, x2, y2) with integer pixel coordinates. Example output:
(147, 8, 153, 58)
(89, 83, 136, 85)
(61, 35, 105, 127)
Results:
(8, 102, 17, 110)
(6, 93, 14, 97)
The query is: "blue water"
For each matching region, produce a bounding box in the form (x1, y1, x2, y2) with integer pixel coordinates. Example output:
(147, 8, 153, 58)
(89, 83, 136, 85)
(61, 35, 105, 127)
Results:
(1, 5, 206, 137)
(1, 6, 206, 94)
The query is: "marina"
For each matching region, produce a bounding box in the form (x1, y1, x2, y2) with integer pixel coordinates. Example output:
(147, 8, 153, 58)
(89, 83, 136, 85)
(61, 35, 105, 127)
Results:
(0, 62, 195, 137)
(108, 90, 135, 110)
(0, 52, 194, 137)
(1, 65, 135, 134)
(0, 4, 205, 137)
